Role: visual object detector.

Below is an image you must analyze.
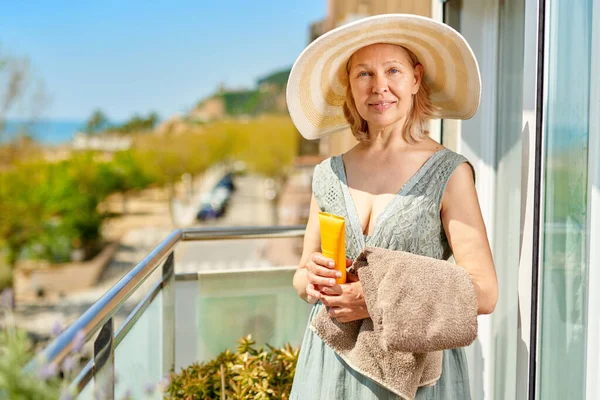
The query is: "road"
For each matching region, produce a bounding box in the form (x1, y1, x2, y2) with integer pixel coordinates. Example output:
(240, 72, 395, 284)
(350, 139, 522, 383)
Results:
(176, 173, 276, 273)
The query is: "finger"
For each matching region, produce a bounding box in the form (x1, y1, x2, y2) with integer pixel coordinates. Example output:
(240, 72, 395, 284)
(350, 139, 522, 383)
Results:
(305, 260, 320, 274)
(306, 260, 338, 277)
(346, 258, 353, 267)
(311, 252, 336, 269)
(306, 284, 321, 300)
(310, 264, 342, 279)
(320, 294, 343, 308)
(340, 282, 356, 290)
(307, 274, 337, 288)
(319, 284, 343, 296)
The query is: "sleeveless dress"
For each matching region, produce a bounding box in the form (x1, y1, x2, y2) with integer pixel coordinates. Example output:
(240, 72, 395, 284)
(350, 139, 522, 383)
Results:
(290, 148, 473, 400)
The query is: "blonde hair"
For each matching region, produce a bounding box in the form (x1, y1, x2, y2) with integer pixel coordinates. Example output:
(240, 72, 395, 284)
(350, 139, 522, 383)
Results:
(342, 46, 439, 143)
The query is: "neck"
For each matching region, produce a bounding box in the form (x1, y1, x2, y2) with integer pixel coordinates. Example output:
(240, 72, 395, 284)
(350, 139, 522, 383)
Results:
(365, 118, 410, 152)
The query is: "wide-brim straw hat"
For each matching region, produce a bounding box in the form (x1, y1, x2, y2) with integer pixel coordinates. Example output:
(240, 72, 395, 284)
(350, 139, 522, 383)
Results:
(286, 14, 481, 140)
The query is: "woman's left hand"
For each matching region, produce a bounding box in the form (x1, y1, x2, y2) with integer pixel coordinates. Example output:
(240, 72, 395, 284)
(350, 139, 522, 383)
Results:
(319, 273, 369, 323)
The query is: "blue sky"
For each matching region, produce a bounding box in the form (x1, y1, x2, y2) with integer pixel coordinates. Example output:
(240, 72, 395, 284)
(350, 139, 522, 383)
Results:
(0, 0, 325, 121)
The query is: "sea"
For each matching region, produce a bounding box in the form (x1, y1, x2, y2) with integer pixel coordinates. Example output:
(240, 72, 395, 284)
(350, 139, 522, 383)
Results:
(1, 120, 86, 146)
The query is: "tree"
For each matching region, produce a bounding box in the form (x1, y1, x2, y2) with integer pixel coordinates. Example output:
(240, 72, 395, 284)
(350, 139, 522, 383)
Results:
(147, 111, 159, 129)
(101, 150, 154, 214)
(0, 134, 42, 168)
(235, 116, 299, 225)
(0, 51, 29, 137)
(0, 45, 48, 291)
(84, 109, 110, 135)
(0, 154, 125, 291)
(0, 46, 48, 161)
(0, 164, 51, 286)
(112, 111, 160, 134)
(133, 125, 237, 224)
(134, 133, 187, 224)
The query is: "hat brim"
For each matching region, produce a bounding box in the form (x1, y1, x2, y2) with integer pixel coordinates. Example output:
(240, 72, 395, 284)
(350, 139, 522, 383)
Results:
(286, 14, 482, 140)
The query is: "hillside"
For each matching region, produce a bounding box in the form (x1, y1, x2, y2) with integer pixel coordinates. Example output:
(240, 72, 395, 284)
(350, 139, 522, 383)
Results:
(190, 68, 291, 122)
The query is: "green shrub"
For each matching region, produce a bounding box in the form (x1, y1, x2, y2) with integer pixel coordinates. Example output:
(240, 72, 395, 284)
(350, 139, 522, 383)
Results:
(0, 290, 66, 399)
(168, 336, 299, 400)
(0, 264, 11, 291)
(0, 327, 62, 400)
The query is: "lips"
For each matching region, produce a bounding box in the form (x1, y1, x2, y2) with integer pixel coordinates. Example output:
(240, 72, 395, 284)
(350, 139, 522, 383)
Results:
(368, 101, 396, 112)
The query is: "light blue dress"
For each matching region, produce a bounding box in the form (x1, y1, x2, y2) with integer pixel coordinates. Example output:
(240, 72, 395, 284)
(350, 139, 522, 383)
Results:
(290, 149, 473, 400)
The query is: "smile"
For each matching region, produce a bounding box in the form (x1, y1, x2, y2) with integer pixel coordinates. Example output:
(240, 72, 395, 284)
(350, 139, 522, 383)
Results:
(368, 101, 396, 111)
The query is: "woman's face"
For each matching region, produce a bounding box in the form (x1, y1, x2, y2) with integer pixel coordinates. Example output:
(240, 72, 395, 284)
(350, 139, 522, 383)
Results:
(348, 43, 423, 133)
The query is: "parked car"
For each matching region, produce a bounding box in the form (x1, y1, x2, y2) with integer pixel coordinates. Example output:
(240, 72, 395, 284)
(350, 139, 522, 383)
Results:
(196, 174, 235, 221)
(215, 172, 235, 191)
(196, 203, 225, 220)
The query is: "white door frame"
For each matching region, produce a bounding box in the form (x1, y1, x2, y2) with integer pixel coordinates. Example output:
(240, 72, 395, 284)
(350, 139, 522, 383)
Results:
(515, 0, 547, 397)
(452, 0, 500, 398)
(585, 0, 600, 398)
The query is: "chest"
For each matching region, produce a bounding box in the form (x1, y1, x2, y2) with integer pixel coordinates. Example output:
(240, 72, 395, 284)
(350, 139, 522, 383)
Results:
(346, 189, 394, 236)
(343, 159, 429, 236)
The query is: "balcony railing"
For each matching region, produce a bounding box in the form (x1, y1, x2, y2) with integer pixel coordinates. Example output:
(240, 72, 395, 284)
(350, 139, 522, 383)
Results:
(30, 226, 308, 399)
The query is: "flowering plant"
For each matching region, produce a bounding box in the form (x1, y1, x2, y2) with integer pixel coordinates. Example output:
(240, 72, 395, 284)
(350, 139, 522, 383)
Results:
(1, 289, 172, 400)
(168, 335, 299, 400)
(0, 289, 65, 399)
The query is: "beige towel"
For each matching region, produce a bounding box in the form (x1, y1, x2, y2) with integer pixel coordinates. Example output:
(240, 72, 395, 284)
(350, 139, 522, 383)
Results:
(311, 246, 478, 400)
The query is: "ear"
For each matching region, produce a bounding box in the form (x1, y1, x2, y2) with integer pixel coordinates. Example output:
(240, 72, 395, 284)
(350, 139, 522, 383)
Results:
(412, 64, 424, 95)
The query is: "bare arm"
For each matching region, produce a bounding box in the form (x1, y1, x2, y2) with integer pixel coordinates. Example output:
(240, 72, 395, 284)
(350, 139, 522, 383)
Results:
(441, 163, 498, 315)
(293, 195, 339, 303)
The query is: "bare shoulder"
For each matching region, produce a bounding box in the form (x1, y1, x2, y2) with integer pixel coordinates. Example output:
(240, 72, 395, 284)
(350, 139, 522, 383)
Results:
(442, 162, 478, 210)
(343, 143, 363, 157)
(448, 162, 476, 187)
(340, 143, 364, 166)
(418, 137, 445, 156)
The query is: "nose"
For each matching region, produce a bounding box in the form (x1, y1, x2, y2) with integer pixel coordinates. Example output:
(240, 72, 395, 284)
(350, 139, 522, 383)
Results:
(371, 73, 389, 94)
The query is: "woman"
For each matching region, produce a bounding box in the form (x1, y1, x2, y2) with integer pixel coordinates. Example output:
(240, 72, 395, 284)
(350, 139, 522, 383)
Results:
(285, 14, 498, 400)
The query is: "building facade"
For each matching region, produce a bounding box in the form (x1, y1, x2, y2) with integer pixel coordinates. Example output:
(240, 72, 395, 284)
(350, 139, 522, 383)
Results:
(309, 0, 600, 398)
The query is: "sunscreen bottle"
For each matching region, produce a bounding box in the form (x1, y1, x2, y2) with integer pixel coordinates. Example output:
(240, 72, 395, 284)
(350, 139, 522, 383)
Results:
(318, 212, 347, 284)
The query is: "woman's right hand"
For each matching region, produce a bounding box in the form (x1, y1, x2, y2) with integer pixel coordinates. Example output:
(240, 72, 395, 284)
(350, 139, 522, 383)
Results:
(305, 252, 344, 301)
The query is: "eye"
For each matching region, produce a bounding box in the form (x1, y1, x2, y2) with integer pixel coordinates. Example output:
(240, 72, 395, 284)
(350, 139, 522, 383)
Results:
(357, 71, 370, 78)
(388, 68, 400, 74)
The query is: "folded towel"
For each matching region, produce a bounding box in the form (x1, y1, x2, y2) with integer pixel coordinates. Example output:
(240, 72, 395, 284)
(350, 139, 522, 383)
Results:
(311, 246, 478, 400)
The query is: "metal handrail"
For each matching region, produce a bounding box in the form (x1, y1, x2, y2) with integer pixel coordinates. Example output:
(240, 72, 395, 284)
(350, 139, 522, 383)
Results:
(29, 225, 305, 375)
